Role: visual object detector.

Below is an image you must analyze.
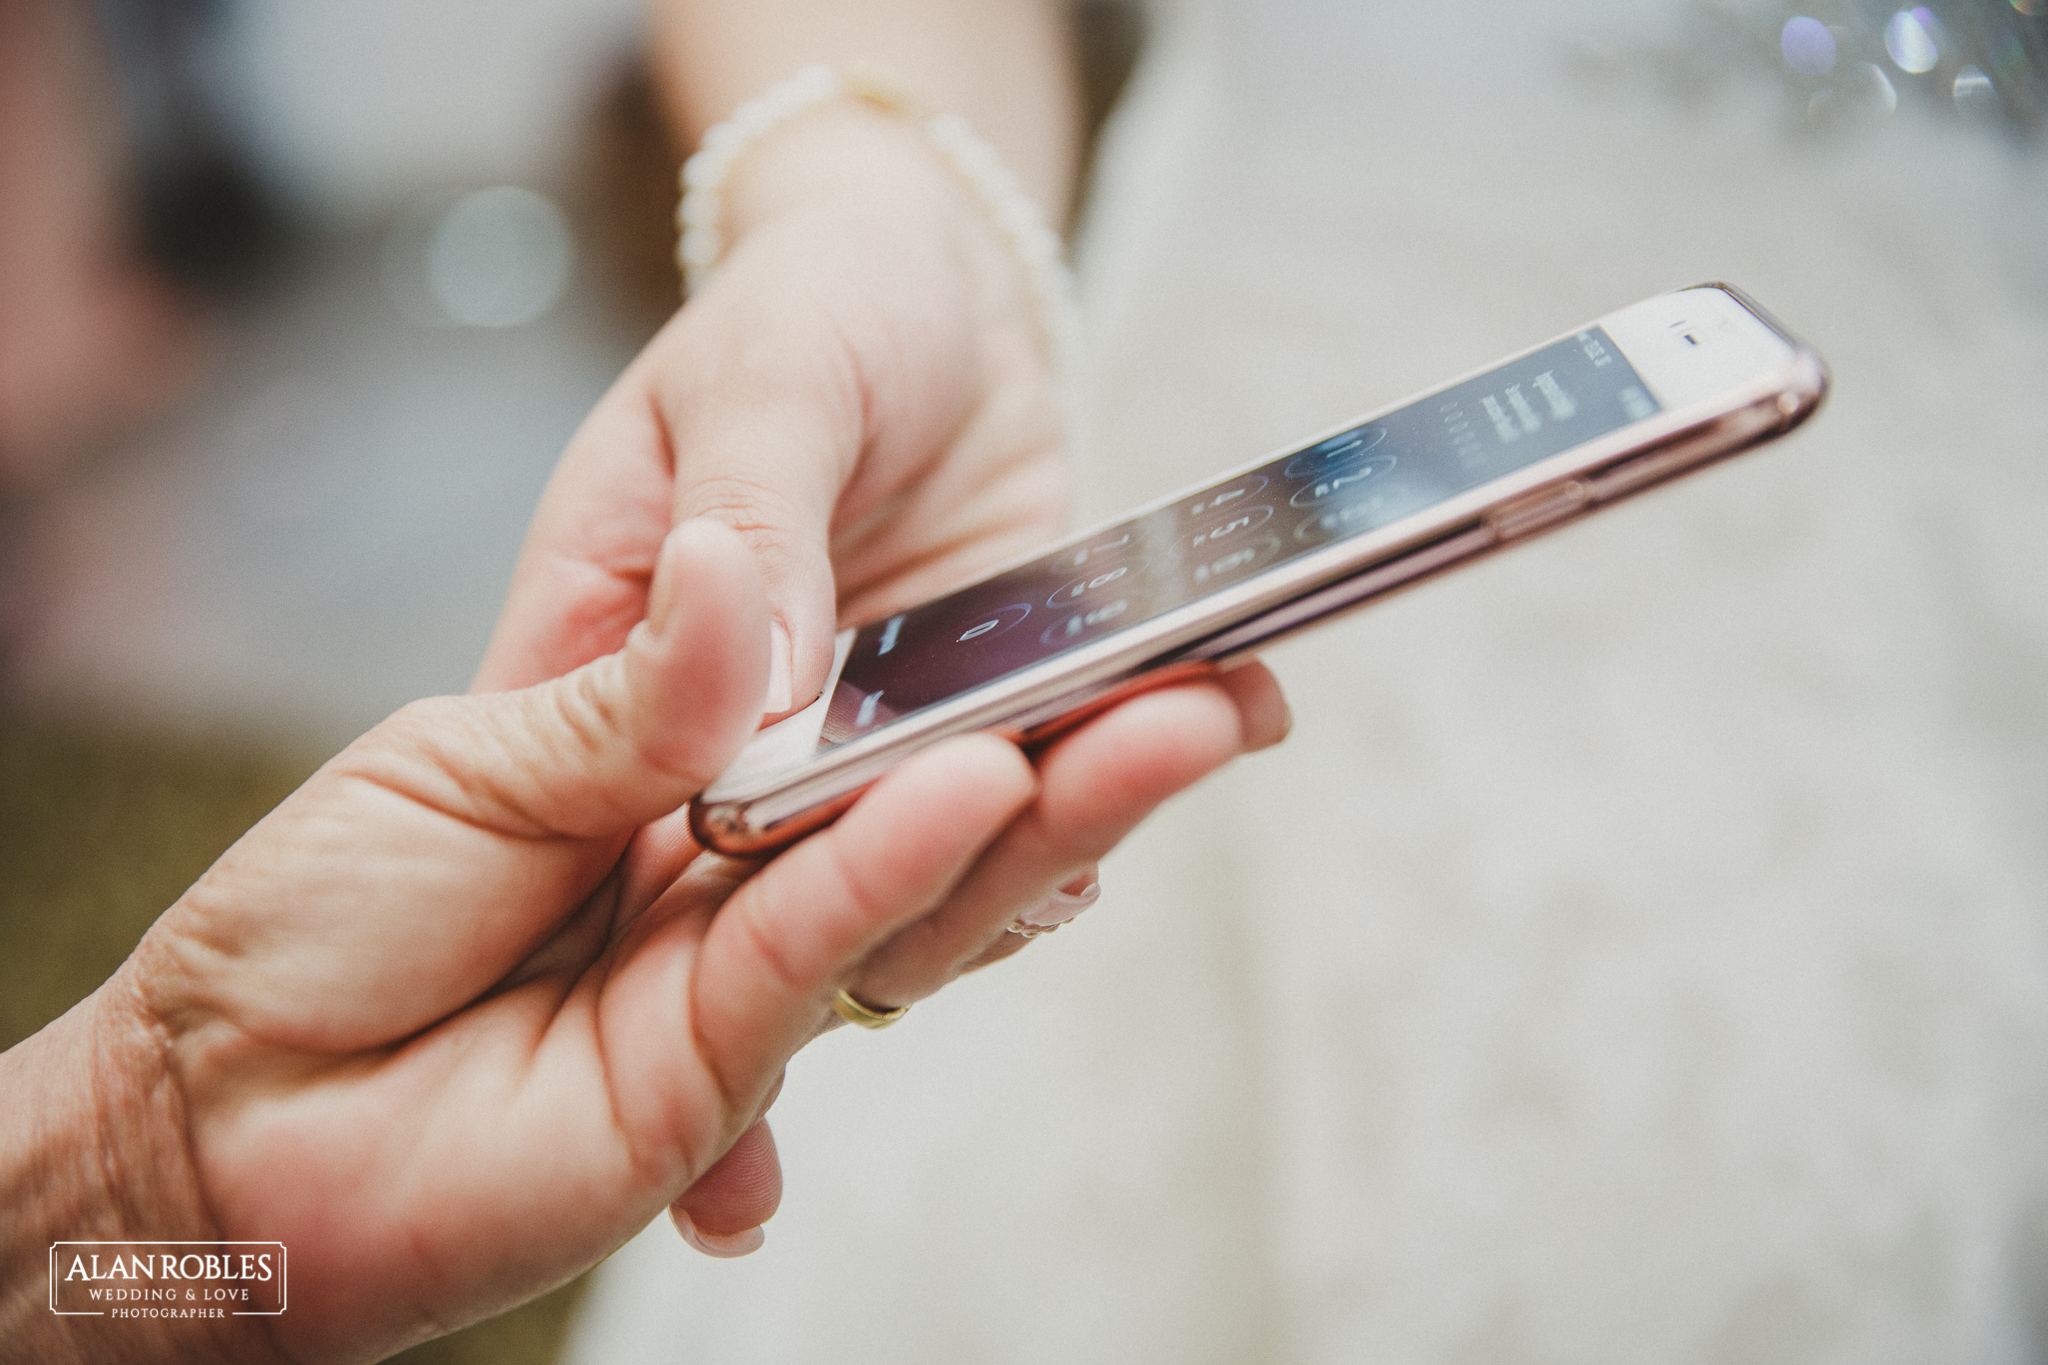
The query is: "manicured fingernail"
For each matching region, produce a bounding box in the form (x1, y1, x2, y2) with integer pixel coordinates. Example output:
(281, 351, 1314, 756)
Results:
(672, 1207, 766, 1259)
(764, 620, 794, 715)
(1015, 868, 1102, 930)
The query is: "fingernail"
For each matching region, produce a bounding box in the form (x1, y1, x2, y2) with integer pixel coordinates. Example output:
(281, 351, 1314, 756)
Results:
(764, 620, 794, 715)
(1015, 868, 1102, 930)
(672, 1206, 766, 1259)
(1264, 698, 1294, 750)
(1220, 655, 1293, 750)
(646, 524, 691, 637)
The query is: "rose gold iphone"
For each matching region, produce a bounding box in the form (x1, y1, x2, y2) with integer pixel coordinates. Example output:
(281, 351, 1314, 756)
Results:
(692, 283, 1828, 854)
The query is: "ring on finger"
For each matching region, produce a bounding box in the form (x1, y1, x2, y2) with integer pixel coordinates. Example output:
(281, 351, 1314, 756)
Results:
(1007, 869, 1101, 939)
(833, 988, 910, 1029)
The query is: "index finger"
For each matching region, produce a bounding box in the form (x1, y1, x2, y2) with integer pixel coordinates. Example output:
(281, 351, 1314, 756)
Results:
(688, 732, 1037, 1103)
(472, 358, 676, 692)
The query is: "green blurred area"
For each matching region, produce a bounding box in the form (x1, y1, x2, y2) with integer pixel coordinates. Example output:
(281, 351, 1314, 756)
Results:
(0, 712, 317, 1053)
(0, 712, 587, 1365)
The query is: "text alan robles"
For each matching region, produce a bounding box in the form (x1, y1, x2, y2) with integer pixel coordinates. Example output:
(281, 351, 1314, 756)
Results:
(48, 1242, 287, 1319)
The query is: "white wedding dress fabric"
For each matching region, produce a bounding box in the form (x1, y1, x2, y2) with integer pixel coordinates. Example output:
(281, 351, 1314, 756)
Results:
(566, 2, 2048, 1360)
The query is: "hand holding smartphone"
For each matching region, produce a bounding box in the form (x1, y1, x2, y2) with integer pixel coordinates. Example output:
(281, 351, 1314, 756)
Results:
(693, 284, 1828, 854)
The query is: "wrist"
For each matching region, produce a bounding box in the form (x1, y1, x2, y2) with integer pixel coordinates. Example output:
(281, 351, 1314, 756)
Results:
(696, 96, 1075, 390)
(0, 974, 278, 1363)
(712, 98, 964, 243)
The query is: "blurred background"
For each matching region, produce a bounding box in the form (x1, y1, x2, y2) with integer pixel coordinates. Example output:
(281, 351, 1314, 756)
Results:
(2, 1, 2045, 1362)
(1, 7, 668, 1357)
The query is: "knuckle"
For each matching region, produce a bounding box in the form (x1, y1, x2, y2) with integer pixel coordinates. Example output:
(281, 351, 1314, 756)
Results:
(817, 833, 903, 945)
(677, 472, 796, 532)
(674, 476, 818, 576)
(728, 890, 813, 1002)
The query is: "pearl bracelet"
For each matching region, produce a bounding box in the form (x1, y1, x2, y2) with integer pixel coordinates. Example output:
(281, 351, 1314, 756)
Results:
(676, 64, 1080, 380)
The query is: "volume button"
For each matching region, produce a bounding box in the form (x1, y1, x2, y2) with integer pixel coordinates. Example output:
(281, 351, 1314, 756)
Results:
(1486, 481, 1588, 540)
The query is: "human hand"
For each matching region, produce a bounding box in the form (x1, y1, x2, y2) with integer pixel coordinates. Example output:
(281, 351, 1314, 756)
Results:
(475, 101, 1069, 712)
(6, 521, 1285, 1363)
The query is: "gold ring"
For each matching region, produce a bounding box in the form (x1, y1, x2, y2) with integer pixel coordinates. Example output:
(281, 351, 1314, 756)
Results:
(832, 988, 909, 1030)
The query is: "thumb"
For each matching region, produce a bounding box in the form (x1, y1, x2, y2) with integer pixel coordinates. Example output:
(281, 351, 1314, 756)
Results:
(442, 516, 773, 840)
(154, 518, 774, 1047)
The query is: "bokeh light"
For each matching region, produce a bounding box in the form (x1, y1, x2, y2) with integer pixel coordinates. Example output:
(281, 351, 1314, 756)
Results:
(1911, 7, 1950, 48)
(1953, 62, 2001, 113)
(1782, 17, 1838, 76)
(1808, 62, 1901, 126)
(1577, 0, 2046, 140)
(1885, 10, 1941, 72)
(423, 186, 574, 329)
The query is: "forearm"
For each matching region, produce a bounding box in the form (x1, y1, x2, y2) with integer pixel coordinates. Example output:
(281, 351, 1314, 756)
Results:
(0, 978, 269, 1364)
(648, 0, 1082, 225)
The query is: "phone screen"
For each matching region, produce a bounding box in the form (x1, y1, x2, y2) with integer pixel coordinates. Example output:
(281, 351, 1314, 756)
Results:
(818, 328, 1660, 746)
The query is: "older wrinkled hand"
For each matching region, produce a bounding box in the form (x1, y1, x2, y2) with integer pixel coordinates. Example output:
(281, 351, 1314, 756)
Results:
(96, 520, 1283, 1363)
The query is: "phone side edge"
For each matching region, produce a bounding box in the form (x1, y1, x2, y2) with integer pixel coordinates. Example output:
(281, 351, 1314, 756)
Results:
(1186, 345, 1826, 666)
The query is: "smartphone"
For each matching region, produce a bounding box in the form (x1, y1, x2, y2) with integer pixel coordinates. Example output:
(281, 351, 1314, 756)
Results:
(691, 283, 1828, 855)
